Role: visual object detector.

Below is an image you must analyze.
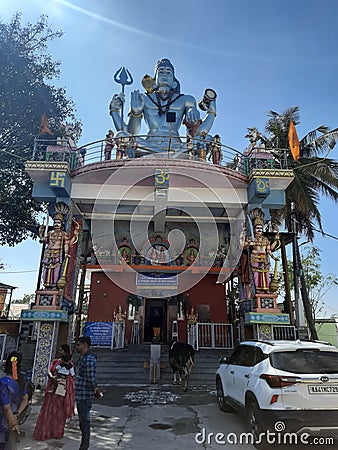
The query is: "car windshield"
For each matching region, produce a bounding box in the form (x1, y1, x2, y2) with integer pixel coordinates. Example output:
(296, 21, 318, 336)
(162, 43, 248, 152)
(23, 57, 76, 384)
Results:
(270, 350, 338, 374)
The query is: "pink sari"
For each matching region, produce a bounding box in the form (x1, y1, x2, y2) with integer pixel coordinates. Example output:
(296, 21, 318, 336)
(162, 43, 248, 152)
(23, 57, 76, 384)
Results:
(33, 358, 75, 441)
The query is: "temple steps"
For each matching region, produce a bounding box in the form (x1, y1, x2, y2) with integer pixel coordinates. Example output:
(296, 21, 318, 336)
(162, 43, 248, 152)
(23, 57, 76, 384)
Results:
(92, 344, 228, 387)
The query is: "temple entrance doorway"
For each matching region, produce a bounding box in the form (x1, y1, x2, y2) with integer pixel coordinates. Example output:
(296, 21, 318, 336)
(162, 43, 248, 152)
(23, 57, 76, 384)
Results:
(144, 299, 167, 343)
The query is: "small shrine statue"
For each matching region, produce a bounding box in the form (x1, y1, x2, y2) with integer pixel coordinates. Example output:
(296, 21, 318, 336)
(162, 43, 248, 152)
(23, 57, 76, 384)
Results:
(208, 134, 222, 165)
(104, 129, 115, 160)
(114, 305, 126, 322)
(109, 58, 217, 154)
(119, 247, 130, 264)
(115, 131, 129, 159)
(187, 249, 197, 266)
(187, 307, 198, 324)
(244, 127, 270, 155)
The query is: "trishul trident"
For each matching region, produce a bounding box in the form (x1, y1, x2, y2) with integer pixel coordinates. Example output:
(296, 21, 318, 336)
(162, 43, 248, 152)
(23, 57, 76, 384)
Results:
(114, 67, 133, 130)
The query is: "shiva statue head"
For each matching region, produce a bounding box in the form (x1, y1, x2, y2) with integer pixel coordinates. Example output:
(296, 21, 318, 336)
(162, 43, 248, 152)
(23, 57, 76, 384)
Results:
(154, 58, 180, 94)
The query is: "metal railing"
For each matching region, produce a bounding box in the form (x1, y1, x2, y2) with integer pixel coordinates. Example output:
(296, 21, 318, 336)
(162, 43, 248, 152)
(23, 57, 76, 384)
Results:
(272, 324, 296, 340)
(31, 137, 290, 176)
(195, 322, 234, 350)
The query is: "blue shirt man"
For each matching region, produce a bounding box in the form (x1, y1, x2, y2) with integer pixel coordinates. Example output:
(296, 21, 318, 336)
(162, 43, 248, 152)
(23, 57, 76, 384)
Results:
(0, 351, 28, 450)
(75, 336, 98, 450)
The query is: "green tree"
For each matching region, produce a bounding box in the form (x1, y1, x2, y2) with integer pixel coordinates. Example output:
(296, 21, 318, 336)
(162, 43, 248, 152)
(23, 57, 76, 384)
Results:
(13, 293, 35, 304)
(264, 107, 338, 240)
(280, 246, 338, 321)
(0, 13, 81, 246)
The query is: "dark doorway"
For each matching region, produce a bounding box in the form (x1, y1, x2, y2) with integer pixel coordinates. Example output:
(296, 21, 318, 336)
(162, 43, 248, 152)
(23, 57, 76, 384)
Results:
(144, 299, 167, 343)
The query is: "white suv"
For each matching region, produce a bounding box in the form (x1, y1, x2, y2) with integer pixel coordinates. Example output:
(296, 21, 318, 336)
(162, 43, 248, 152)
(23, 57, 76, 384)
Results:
(216, 340, 338, 443)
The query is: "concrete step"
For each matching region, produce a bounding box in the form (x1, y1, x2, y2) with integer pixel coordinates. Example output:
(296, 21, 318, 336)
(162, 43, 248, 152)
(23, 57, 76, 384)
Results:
(93, 345, 229, 386)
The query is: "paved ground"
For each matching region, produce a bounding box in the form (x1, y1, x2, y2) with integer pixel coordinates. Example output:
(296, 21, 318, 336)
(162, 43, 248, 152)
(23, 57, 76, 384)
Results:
(17, 383, 257, 450)
(17, 383, 336, 449)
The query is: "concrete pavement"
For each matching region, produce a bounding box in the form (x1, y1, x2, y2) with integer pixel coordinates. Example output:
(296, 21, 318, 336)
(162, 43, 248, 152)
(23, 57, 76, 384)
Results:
(18, 384, 256, 449)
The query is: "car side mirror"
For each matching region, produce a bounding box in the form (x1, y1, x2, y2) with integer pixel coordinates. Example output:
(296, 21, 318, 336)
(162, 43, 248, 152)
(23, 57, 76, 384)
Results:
(219, 356, 228, 365)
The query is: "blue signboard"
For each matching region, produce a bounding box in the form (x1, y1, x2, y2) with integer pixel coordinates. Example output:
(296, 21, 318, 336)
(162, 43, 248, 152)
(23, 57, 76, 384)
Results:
(20, 310, 68, 322)
(136, 273, 178, 286)
(136, 272, 178, 296)
(84, 322, 114, 347)
(245, 312, 290, 325)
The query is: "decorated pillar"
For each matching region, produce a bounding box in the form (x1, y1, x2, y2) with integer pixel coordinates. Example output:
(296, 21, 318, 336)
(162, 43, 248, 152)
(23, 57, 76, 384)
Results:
(21, 201, 81, 387)
(20, 310, 68, 386)
(238, 207, 291, 340)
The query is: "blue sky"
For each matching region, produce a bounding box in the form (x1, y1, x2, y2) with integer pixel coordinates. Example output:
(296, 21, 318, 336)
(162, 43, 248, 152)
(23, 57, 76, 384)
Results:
(1, 0, 338, 315)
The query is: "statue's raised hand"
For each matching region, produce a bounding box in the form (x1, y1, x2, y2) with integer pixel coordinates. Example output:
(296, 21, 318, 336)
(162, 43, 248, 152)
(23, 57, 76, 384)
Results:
(130, 90, 144, 116)
(185, 107, 201, 127)
(110, 93, 125, 112)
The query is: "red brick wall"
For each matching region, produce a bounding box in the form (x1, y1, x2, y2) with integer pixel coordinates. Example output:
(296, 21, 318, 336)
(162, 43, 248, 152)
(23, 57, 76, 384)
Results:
(88, 271, 227, 343)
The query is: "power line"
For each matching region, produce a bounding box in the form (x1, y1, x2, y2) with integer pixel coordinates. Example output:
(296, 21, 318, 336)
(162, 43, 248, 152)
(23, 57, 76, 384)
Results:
(0, 270, 38, 274)
(314, 228, 338, 241)
(0, 148, 29, 161)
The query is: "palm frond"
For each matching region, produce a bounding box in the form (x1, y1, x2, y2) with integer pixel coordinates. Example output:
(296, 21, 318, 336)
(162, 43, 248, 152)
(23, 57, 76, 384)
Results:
(295, 158, 338, 189)
(301, 128, 338, 157)
(263, 106, 338, 239)
(284, 171, 323, 240)
(265, 107, 300, 149)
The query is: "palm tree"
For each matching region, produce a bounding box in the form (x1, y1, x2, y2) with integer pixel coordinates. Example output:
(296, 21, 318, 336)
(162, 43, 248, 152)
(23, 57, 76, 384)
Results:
(263, 107, 338, 339)
(264, 106, 338, 241)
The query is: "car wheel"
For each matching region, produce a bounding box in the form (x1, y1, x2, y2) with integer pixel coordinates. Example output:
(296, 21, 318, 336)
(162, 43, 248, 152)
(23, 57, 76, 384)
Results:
(247, 398, 267, 449)
(216, 377, 233, 412)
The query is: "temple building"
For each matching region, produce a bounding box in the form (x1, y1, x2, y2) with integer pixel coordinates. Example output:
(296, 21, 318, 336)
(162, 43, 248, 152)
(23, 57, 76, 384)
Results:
(23, 58, 296, 384)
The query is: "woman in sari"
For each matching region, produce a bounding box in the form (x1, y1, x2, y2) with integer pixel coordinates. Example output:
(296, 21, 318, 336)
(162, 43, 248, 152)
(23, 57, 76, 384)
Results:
(33, 344, 75, 441)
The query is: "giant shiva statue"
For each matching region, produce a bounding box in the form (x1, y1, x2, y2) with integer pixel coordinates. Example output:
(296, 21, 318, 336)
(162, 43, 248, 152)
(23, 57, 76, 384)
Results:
(109, 58, 217, 154)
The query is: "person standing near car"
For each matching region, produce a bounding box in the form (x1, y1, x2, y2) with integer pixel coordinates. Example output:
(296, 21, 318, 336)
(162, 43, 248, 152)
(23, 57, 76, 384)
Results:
(75, 336, 99, 450)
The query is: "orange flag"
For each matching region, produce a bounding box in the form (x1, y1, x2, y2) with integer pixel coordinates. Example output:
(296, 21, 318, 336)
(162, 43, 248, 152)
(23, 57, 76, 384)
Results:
(288, 119, 300, 161)
(39, 113, 53, 135)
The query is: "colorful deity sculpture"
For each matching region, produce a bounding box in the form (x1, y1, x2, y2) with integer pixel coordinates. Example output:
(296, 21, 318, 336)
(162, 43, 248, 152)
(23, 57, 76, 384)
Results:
(39, 203, 78, 289)
(240, 208, 280, 296)
(109, 58, 217, 154)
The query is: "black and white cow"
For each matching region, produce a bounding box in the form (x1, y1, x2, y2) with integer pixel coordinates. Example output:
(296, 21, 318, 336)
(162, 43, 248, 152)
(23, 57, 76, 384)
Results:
(169, 341, 195, 392)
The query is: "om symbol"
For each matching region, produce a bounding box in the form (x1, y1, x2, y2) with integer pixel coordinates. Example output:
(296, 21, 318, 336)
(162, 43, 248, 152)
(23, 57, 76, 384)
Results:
(256, 177, 269, 192)
(155, 169, 170, 186)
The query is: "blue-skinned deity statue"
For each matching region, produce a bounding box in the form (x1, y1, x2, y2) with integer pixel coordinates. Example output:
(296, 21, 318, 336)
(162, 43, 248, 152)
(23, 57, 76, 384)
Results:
(109, 58, 217, 155)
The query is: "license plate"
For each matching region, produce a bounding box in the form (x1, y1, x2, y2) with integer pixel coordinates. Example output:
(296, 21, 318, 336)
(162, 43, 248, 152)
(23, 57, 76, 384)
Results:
(308, 385, 338, 394)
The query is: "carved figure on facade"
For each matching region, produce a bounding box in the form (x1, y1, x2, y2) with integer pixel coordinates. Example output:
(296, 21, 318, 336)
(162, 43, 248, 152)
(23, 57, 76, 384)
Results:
(208, 134, 222, 165)
(117, 237, 133, 264)
(143, 235, 171, 265)
(39, 203, 78, 290)
(187, 307, 198, 324)
(244, 127, 268, 154)
(109, 58, 217, 154)
(113, 305, 127, 322)
(239, 208, 280, 297)
(244, 127, 275, 172)
(104, 129, 115, 160)
(184, 239, 199, 266)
